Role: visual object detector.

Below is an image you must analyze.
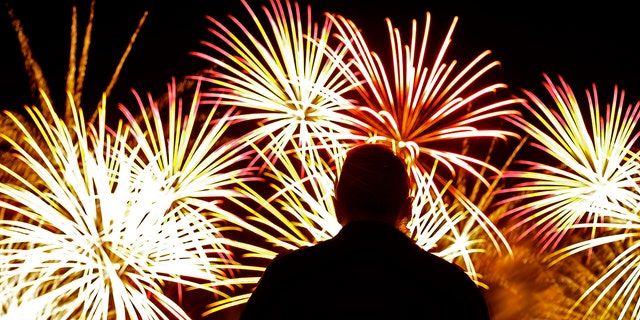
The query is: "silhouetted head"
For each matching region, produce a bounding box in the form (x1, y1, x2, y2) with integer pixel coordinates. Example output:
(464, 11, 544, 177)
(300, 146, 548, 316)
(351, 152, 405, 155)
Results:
(334, 144, 411, 226)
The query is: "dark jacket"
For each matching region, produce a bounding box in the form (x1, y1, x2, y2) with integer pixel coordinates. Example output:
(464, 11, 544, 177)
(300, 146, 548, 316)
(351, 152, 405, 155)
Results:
(240, 220, 491, 319)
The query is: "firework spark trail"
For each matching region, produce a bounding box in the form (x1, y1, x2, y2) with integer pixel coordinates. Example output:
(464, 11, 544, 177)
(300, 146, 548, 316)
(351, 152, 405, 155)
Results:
(500, 74, 640, 253)
(5, 4, 51, 117)
(192, 0, 367, 167)
(542, 222, 640, 319)
(327, 11, 522, 187)
(0, 89, 257, 319)
(6, 1, 148, 124)
(246, 142, 341, 249)
(542, 183, 640, 319)
(408, 163, 512, 285)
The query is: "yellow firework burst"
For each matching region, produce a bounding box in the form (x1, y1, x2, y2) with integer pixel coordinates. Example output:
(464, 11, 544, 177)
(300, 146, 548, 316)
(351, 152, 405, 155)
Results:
(500, 74, 640, 319)
(0, 91, 246, 319)
(501, 74, 640, 252)
(192, 0, 366, 166)
(117, 79, 259, 222)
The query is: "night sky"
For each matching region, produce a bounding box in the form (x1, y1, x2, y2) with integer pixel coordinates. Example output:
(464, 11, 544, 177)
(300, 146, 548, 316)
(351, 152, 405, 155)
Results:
(1, 1, 639, 116)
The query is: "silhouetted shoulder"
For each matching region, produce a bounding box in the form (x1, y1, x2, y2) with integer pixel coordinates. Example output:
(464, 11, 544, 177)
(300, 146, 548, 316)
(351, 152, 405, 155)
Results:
(240, 221, 490, 319)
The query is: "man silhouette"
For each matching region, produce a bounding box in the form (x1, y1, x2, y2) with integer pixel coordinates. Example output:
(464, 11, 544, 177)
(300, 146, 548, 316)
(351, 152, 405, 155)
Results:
(239, 144, 491, 319)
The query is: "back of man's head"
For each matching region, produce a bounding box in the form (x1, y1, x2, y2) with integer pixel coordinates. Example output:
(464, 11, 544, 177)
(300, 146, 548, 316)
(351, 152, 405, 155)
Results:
(335, 144, 410, 223)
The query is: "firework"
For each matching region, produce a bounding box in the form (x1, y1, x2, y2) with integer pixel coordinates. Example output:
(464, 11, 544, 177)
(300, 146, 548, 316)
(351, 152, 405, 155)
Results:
(322, 12, 519, 278)
(192, 0, 366, 166)
(117, 79, 259, 223)
(327, 12, 522, 188)
(544, 170, 640, 319)
(500, 74, 640, 252)
(498, 74, 640, 319)
(0, 88, 255, 319)
(408, 156, 513, 285)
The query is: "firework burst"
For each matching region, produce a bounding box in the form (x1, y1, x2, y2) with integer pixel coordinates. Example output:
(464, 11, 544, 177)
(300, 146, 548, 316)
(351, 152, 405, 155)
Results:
(0, 90, 249, 319)
(500, 74, 640, 252)
(192, 0, 366, 166)
(498, 74, 640, 319)
(320, 12, 520, 274)
(117, 79, 259, 225)
(327, 12, 522, 188)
